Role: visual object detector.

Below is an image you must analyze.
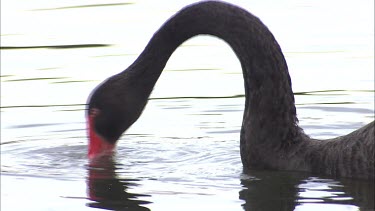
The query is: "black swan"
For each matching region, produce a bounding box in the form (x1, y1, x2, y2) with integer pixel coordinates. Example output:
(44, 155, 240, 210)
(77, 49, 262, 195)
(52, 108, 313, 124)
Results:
(86, 1, 374, 179)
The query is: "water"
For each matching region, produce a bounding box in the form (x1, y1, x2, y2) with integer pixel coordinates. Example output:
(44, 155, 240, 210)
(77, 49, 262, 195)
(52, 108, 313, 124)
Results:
(1, 0, 374, 210)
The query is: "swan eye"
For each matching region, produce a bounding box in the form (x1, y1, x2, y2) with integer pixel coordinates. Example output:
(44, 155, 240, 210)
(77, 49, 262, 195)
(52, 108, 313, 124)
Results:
(89, 108, 101, 118)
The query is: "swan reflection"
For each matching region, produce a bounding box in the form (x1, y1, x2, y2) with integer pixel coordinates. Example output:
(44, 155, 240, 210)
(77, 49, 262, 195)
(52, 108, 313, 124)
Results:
(86, 155, 151, 210)
(240, 170, 374, 210)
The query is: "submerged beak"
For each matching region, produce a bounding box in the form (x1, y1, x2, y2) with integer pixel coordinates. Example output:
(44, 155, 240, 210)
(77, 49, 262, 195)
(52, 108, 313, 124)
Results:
(87, 114, 115, 159)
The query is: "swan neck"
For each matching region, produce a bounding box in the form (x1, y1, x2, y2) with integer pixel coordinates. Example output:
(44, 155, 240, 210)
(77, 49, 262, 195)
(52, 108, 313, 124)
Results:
(130, 2, 299, 146)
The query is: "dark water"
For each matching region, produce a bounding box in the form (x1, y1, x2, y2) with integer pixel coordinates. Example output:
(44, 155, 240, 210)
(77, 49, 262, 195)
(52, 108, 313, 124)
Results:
(1, 0, 374, 210)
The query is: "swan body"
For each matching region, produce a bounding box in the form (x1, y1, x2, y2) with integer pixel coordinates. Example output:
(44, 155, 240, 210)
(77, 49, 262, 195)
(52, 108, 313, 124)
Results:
(87, 1, 375, 179)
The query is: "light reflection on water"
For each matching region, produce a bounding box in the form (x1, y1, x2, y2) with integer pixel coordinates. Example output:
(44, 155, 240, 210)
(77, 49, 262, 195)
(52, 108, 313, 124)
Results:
(1, 0, 374, 210)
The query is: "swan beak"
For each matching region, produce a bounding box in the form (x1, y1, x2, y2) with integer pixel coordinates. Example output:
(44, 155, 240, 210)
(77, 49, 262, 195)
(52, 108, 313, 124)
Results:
(87, 115, 115, 159)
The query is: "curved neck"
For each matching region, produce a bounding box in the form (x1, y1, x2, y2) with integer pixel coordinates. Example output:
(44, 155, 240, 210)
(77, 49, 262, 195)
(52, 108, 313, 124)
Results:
(126, 2, 299, 146)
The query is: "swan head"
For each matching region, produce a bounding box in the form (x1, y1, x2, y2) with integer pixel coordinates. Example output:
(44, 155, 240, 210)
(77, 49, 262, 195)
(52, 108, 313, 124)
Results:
(86, 74, 148, 159)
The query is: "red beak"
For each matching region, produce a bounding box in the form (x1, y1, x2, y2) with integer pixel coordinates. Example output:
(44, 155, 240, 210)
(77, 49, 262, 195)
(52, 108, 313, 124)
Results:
(87, 114, 115, 159)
